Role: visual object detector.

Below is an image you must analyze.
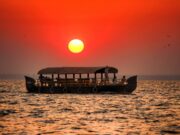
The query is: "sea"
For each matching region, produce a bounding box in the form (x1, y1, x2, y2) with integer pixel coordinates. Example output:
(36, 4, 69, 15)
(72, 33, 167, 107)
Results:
(0, 76, 180, 134)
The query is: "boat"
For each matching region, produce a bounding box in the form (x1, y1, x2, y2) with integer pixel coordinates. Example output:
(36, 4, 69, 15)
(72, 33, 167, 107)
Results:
(24, 66, 137, 94)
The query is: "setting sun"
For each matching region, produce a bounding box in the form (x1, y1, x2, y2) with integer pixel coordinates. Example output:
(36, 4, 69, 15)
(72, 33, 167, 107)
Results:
(68, 39, 84, 54)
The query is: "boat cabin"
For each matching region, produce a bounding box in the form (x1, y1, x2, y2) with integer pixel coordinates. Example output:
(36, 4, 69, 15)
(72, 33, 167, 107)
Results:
(25, 66, 137, 94)
(37, 66, 118, 87)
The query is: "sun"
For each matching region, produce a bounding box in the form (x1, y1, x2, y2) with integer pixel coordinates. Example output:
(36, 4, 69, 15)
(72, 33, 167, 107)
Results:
(68, 39, 84, 54)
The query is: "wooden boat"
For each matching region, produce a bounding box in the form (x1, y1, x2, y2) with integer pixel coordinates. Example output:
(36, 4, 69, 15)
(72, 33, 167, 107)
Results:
(25, 66, 137, 94)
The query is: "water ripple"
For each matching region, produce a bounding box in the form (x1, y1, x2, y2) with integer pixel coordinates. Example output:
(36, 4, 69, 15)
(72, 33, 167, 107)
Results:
(0, 80, 179, 134)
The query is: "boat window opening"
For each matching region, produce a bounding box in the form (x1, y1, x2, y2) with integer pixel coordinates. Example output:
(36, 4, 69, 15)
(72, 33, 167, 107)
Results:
(80, 74, 87, 79)
(96, 74, 101, 79)
(54, 74, 57, 80)
(74, 74, 78, 79)
(46, 74, 51, 79)
(60, 74, 64, 79)
(107, 73, 112, 83)
(89, 74, 94, 79)
(67, 74, 73, 79)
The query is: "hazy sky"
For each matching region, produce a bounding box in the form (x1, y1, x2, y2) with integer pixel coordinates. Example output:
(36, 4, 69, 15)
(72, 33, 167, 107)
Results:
(0, 0, 180, 75)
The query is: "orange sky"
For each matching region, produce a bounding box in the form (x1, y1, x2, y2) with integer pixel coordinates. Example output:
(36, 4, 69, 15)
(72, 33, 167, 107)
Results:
(0, 0, 180, 75)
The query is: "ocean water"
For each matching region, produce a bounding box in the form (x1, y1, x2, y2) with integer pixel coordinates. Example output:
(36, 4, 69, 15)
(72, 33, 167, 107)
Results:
(0, 80, 179, 134)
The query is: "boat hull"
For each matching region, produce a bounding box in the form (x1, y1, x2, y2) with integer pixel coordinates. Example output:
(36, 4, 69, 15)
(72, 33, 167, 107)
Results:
(25, 76, 137, 94)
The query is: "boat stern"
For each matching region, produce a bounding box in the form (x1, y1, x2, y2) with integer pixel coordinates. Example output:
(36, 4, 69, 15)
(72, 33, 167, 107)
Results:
(24, 76, 37, 92)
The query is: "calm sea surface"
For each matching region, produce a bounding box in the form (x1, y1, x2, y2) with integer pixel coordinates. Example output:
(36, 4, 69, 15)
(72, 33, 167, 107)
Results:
(0, 80, 179, 134)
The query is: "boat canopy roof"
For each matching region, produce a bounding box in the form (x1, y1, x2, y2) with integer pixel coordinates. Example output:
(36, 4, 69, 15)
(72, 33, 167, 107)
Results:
(38, 66, 118, 74)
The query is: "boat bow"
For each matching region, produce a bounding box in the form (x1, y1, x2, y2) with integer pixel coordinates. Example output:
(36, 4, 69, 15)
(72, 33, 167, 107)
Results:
(125, 75, 137, 93)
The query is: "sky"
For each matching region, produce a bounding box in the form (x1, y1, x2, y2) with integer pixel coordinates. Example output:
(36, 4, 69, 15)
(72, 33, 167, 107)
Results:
(0, 0, 180, 75)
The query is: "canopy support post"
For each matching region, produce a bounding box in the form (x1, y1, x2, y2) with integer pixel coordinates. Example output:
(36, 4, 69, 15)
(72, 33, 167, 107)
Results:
(94, 73, 97, 84)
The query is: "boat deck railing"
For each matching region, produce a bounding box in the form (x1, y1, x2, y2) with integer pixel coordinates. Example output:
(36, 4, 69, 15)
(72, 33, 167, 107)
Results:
(36, 78, 127, 87)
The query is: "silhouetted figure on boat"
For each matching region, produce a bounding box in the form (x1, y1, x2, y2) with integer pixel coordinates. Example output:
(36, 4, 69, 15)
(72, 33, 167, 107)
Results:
(39, 74, 44, 80)
(105, 67, 109, 84)
(113, 74, 117, 84)
(121, 75, 127, 85)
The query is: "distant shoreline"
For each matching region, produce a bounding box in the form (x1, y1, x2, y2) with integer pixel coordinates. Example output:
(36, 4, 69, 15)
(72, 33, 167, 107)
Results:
(0, 74, 180, 80)
(137, 75, 180, 80)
